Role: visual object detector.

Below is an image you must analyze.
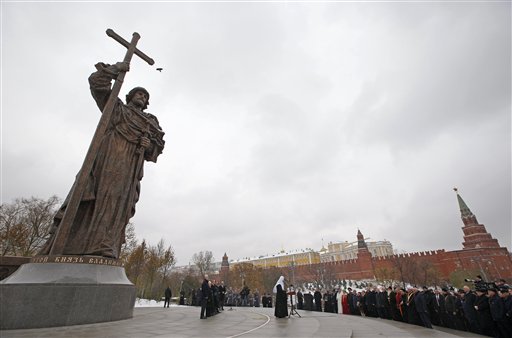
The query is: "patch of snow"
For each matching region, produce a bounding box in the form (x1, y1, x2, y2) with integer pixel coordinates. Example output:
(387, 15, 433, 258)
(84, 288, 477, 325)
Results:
(134, 298, 179, 307)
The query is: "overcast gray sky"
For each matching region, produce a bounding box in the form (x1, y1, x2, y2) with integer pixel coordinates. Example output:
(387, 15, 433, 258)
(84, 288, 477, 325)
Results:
(2, 1, 510, 266)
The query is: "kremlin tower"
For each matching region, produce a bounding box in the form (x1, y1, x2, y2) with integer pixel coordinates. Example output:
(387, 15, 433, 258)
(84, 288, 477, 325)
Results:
(455, 188, 501, 249)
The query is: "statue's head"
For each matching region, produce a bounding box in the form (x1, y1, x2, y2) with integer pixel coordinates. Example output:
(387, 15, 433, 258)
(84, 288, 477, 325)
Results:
(126, 87, 150, 110)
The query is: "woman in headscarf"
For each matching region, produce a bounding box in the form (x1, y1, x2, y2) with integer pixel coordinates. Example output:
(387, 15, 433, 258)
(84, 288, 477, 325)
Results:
(273, 276, 288, 318)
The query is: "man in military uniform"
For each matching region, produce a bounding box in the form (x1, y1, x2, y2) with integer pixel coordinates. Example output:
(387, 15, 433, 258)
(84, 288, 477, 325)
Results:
(474, 286, 493, 336)
(463, 285, 480, 333)
(498, 285, 512, 338)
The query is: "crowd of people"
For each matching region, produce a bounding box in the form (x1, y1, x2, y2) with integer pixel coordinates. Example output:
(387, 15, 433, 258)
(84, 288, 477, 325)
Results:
(294, 275, 512, 338)
(167, 275, 512, 337)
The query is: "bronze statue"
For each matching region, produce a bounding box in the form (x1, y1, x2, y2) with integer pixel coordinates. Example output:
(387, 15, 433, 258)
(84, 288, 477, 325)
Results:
(37, 30, 163, 259)
(40, 57, 165, 258)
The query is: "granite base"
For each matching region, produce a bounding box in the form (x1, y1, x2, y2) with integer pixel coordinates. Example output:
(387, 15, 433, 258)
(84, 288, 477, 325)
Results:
(0, 261, 136, 330)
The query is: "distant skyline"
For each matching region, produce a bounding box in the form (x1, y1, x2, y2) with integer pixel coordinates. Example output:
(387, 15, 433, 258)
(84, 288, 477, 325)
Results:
(2, 2, 510, 265)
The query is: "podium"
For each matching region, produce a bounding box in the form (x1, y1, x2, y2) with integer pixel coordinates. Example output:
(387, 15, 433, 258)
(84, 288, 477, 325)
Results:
(287, 291, 301, 318)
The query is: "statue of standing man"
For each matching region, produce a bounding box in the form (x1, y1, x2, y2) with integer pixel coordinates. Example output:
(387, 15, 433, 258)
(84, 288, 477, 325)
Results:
(40, 60, 165, 259)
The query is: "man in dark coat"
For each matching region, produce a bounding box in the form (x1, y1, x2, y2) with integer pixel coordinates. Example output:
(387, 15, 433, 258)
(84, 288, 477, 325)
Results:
(415, 288, 433, 329)
(324, 290, 333, 313)
(218, 281, 226, 310)
(297, 289, 304, 310)
(474, 287, 493, 336)
(331, 289, 338, 314)
(191, 289, 197, 306)
(455, 289, 469, 331)
(200, 275, 210, 319)
(499, 285, 512, 337)
(267, 293, 273, 308)
(241, 285, 250, 307)
(389, 287, 399, 321)
(211, 280, 220, 314)
(366, 288, 378, 317)
(254, 289, 260, 307)
(435, 288, 448, 327)
(488, 286, 506, 338)
(304, 292, 313, 311)
(462, 285, 481, 334)
(164, 286, 172, 308)
(423, 288, 438, 326)
(314, 289, 323, 312)
(444, 288, 457, 329)
(347, 288, 357, 315)
(376, 287, 388, 319)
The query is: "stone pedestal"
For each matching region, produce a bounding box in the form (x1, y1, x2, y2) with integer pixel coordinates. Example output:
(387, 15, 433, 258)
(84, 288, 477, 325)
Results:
(0, 256, 136, 330)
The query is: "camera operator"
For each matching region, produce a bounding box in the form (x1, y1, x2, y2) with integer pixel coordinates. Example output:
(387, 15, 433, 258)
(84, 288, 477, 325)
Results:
(464, 275, 487, 289)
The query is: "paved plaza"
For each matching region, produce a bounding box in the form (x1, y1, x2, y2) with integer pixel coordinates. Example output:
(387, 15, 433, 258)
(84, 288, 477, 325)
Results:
(1, 306, 486, 338)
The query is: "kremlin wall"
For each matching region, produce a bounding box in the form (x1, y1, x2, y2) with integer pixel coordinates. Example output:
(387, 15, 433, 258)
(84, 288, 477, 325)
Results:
(220, 191, 512, 284)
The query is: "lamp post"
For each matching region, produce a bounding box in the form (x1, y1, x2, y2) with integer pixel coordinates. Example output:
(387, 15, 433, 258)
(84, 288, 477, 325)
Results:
(289, 261, 296, 286)
(470, 258, 489, 281)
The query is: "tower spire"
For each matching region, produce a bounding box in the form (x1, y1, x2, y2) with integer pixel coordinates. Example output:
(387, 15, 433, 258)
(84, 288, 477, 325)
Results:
(454, 187, 478, 225)
(453, 188, 500, 249)
(357, 229, 367, 249)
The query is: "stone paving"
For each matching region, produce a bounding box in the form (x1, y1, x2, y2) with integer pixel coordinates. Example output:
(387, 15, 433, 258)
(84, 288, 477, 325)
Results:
(1, 306, 487, 338)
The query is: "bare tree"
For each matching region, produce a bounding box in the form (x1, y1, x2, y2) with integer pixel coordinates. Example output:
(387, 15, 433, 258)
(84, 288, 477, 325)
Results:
(159, 240, 176, 283)
(192, 251, 214, 278)
(0, 196, 59, 256)
(120, 222, 137, 261)
(390, 250, 414, 288)
(124, 240, 147, 295)
(124, 238, 176, 300)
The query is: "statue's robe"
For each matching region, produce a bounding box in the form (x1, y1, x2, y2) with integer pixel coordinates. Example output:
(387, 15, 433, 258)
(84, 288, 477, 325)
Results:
(40, 63, 165, 258)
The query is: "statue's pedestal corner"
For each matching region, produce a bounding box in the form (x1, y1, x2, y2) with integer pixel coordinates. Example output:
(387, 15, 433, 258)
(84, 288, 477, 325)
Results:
(0, 260, 136, 330)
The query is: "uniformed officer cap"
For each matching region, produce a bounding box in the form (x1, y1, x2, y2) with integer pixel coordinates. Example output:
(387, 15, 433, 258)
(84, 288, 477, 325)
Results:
(499, 285, 510, 293)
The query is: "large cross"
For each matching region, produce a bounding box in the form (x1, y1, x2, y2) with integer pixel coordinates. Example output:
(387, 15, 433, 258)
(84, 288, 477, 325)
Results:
(49, 29, 154, 255)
